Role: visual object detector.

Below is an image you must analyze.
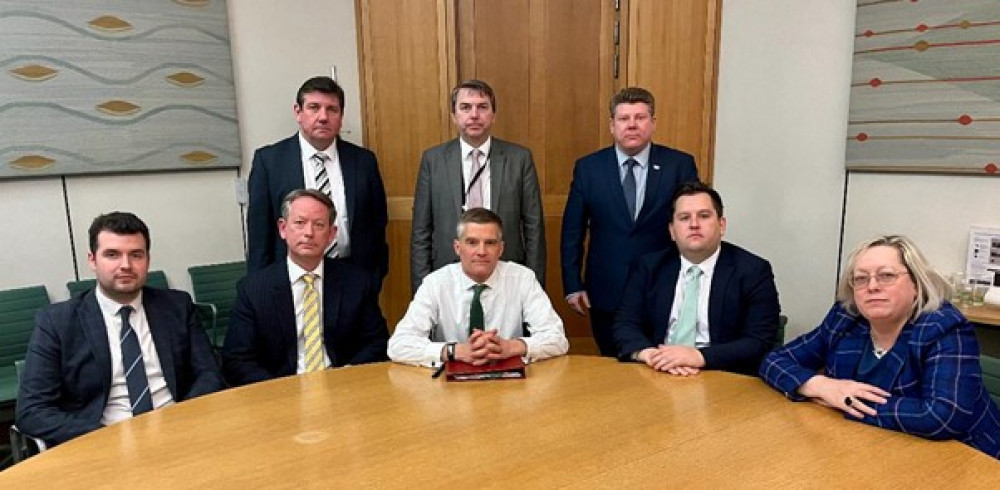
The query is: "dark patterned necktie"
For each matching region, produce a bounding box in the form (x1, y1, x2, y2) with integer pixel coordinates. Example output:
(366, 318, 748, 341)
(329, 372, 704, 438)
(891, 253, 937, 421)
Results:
(119, 306, 153, 415)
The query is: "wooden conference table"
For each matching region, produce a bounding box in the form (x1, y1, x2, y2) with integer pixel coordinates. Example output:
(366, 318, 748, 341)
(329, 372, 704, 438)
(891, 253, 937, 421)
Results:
(2, 356, 996, 487)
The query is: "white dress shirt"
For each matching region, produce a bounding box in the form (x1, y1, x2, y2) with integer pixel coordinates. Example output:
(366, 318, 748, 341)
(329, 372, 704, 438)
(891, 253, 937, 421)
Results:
(95, 288, 174, 426)
(615, 143, 652, 220)
(460, 137, 492, 210)
(667, 247, 721, 347)
(388, 261, 569, 367)
(287, 257, 332, 372)
(299, 133, 351, 258)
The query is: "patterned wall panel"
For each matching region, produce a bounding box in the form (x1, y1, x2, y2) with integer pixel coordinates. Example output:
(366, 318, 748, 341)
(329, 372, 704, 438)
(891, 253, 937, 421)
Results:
(0, 0, 240, 179)
(848, 0, 1000, 175)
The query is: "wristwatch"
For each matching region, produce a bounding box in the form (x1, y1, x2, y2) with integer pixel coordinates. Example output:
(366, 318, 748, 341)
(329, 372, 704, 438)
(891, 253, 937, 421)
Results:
(445, 342, 457, 362)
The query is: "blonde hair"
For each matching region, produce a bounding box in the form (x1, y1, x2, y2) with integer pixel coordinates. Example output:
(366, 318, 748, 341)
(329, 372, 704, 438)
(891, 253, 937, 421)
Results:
(836, 235, 952, 319)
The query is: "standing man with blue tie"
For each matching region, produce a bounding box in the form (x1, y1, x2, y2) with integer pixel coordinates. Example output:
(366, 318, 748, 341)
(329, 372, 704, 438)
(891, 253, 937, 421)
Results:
(17, 212, 225, 447)
(247, 76, 388, 290)
(410, 79, 545, 295)
(613, 182, 781, 376)
(561, 87, 699, 356)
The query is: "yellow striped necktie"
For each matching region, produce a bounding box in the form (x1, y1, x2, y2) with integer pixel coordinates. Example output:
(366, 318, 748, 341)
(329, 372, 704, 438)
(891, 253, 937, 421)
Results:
(302, 273, 324, 373)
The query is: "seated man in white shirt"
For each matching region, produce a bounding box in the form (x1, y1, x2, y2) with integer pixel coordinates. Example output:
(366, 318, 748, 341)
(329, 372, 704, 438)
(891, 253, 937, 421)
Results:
(388, 208, 568, 368)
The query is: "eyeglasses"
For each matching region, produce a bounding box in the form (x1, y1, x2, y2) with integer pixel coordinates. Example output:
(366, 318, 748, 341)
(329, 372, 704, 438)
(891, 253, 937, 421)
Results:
(850, 270, 909, 289)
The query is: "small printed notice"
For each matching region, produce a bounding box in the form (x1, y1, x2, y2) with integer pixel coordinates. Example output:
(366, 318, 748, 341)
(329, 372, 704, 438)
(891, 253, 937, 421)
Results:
(966, 226, 1000, 285)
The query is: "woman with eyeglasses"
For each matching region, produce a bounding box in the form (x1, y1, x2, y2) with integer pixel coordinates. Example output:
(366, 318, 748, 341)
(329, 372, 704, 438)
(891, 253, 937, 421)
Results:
(760, 235, 1000, 458)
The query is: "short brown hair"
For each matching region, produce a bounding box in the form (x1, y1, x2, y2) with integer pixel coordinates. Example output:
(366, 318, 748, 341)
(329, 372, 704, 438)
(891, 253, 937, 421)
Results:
(451, 79, 496, 113)
(280, 189, 337, 223)
(609, 87, 655, 118)
(456, 207, 503, 241)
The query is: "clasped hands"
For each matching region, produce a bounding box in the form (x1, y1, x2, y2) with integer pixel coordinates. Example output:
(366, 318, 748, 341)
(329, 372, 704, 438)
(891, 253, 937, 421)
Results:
(453, 329, 527, 366)
(637, 345, 705, 376)
(799, 375, 890, 419)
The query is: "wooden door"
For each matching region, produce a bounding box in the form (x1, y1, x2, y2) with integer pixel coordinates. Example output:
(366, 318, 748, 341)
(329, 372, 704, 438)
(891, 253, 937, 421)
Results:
(357, 0, 720, 354)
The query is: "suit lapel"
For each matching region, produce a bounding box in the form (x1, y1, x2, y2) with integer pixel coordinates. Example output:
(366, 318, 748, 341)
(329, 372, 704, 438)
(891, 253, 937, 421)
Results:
(707, 246, 733, 343)
(878, 328, 911, 390)
(639, 146, 665, 223)
(271, 263, 299, 369)
(79, 292, 113, 396)
(600, 150, 633, 226)
(488, 140, 505, 209)
(144, 288, 178, 397)
(446, 140, 465, 211)
(321, 260, 342, 366)
(654, 257, 682, 344)
(336, 139, 357, 233)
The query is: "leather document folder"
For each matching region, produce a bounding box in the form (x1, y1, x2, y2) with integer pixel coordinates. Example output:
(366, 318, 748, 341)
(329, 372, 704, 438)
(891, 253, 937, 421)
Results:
(445, 356, 526, 381)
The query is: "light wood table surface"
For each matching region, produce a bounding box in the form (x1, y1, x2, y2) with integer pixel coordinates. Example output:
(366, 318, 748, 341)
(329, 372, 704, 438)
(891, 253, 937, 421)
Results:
(2, 356, 997, 487)
(961, 304, 1000, 328)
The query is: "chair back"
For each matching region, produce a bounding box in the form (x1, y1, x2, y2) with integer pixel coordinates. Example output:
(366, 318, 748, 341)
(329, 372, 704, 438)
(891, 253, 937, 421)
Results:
(0, 285, 49, 404)
(67, 270, 169, 297)
(982, 354, 1000, 407)
(188, 261, 246, 347)
(774, 315, 788, 350)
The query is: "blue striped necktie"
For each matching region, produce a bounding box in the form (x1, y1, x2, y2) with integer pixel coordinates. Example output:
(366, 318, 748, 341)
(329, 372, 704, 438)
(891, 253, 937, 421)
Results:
(119, 306, 153, 415)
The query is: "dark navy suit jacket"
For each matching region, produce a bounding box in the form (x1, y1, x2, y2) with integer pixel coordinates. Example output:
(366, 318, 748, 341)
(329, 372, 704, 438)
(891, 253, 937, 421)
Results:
(222, 258, 389, 387)
(613, 242, 781, 375)
(246, 134, 389, 284)
(560, 144, 698, 313)
(16, 288, 225, 446)
(761, 302, 1000, 459)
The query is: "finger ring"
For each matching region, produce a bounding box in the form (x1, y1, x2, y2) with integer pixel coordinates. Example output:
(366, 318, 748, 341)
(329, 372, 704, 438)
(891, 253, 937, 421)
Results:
(844, 397, 853, 406)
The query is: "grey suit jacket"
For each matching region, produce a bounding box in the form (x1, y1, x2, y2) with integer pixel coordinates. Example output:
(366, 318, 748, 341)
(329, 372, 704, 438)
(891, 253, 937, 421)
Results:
(410, 137, 545, 294)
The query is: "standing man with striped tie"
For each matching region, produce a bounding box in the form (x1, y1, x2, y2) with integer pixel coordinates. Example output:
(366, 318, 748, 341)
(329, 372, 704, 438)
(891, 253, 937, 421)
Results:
(612, 182, 781, 376)
(223, 189, 389, 387)
(17, 212, 225, 447)
(247, 76, 388, 292)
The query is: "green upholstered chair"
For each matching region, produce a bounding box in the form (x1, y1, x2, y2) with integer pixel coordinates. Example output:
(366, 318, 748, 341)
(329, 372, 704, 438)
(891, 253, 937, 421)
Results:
(774, 315, 789, 350)
(9, 359, 46, 464)
(188, 261, 246, 348)
(982, 354, 1000, 407)
(66, 270, 169, 297)
(0, 285, 49, 407)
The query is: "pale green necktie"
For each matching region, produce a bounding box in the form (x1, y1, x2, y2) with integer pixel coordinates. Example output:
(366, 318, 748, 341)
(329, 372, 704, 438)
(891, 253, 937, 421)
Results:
(672, 266, 702, 346)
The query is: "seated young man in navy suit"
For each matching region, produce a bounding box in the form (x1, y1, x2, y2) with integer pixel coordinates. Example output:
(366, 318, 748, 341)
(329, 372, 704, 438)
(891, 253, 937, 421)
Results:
(17, 212, 225, 447)
(613, 182, 781, 376)
(223, 189, 389, 387)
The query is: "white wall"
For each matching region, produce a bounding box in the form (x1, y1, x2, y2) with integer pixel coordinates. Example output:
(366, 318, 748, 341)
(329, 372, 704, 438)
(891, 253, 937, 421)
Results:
(716, 0, 1000, 338)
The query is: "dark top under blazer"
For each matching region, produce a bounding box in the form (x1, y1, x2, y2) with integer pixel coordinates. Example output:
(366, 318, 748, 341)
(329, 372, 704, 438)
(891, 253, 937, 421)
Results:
(560, 144, 698, 313)
(410, 137, 545, 294)
(222, 258, 389, 387)
(613, 242, 781, 375)
(760, 303, 1000, 459)
(246, 134, 389, 282)
(16, 288, 225, 446)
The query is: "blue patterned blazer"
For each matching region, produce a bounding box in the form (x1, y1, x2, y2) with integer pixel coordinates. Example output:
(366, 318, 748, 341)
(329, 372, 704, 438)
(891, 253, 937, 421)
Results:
(760, 302, 1000, 459)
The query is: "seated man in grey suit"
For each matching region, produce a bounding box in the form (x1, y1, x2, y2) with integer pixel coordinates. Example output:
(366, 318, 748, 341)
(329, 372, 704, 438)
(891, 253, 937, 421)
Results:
(17, 212, 225, 447)
(389, 208, 568, 369)
(613, 182, 781, 376)
(410, 79, 545, 294)
(223, 189, 389, 387)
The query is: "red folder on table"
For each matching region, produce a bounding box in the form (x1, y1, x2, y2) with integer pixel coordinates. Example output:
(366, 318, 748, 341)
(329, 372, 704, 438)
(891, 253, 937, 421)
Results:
(445, 356, 526, 381)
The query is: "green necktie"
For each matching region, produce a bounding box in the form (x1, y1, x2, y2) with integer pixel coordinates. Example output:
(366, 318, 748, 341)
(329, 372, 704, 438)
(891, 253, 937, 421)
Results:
(469, 284, 487, 334)
(672, 266, 702, 346)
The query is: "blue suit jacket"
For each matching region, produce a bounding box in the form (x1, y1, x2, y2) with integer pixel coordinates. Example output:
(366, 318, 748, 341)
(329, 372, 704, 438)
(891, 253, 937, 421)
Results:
(246, 134, 389, 283)
(222, 258, 389, 387)
(16, 288, 225, 446)
(560, 144, 698, 312)
(613, 242, 781, 375)
(760, 303, 1000, 459)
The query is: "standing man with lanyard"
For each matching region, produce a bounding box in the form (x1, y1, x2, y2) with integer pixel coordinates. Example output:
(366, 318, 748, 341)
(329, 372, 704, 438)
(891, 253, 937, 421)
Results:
(246, 76, 388, 290)
(410, 79, 545, 295)
(561, 87, 699, 356)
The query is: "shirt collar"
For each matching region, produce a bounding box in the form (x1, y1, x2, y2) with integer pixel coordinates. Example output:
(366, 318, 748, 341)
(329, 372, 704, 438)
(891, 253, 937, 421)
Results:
(458, 261, 503, 290)
(615, 143, 652, 168)
(287, 256, 325, 284)
(298, 132, 337, 160)
(459, 136, 492, 161)
(680, 245, 721, 279)
(94, 285, 143, 319)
